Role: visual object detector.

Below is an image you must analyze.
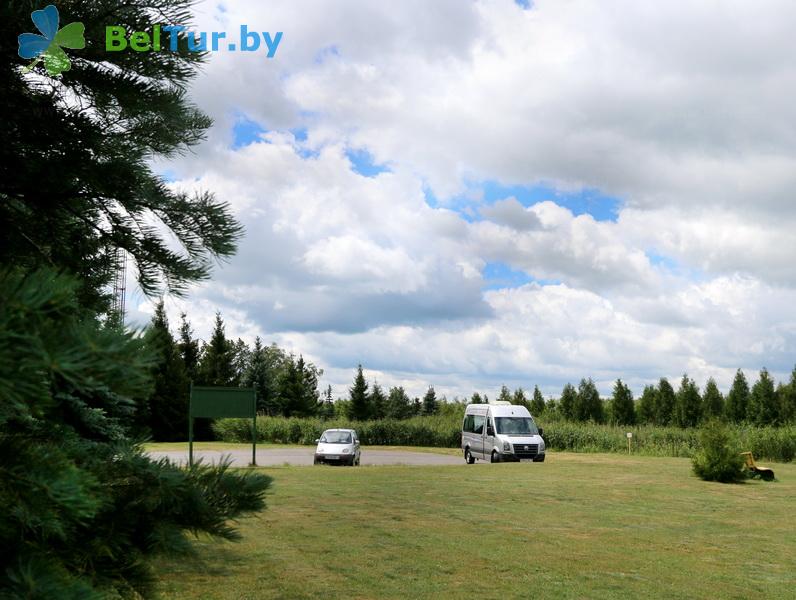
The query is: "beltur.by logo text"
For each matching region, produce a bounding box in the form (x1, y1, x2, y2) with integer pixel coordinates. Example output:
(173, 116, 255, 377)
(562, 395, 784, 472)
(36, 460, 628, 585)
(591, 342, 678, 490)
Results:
(106, 24, 283, 58)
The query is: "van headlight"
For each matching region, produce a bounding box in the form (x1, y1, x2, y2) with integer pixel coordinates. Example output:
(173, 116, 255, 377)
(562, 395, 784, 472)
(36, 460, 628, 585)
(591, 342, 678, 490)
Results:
(503, 441, 511, 452)
(540, 440, 545, 451)
(342, 448, 350, 454)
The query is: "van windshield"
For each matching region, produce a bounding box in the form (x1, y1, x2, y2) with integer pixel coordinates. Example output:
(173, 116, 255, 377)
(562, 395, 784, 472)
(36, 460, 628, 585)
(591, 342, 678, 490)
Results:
(494, 417, 538, 435)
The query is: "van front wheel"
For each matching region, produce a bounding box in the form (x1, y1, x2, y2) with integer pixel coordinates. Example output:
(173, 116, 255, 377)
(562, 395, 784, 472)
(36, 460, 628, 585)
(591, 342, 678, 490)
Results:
(464, 448, 475, 464)
(491, 451, 500, 463)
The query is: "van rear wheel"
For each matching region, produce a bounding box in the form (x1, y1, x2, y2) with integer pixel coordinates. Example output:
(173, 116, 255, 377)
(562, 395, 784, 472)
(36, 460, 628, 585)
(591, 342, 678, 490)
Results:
(491, 450, 500, 463)
(464, 448, 475, 464)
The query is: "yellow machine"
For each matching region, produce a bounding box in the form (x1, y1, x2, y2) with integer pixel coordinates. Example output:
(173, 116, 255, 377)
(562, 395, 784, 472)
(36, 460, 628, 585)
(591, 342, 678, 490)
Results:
(740, 452, 775, 481)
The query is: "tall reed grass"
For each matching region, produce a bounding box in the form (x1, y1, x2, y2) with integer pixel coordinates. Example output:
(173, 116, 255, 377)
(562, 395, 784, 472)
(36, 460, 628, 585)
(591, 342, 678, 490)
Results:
(213, 416, 795, 462)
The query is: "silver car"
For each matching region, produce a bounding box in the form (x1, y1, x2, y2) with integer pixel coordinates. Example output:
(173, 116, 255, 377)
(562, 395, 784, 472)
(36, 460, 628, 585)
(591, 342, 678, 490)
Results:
(314, 428, 361, 466)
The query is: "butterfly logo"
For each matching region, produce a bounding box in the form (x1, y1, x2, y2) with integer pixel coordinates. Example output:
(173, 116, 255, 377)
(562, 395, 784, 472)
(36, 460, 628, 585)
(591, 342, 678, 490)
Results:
(18, 4, 85, 76)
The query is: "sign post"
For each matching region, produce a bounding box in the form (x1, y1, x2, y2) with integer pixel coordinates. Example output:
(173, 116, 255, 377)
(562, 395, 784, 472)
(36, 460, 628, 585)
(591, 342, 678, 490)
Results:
(188, 384, 257, 467)
(626, 431, 633, 454)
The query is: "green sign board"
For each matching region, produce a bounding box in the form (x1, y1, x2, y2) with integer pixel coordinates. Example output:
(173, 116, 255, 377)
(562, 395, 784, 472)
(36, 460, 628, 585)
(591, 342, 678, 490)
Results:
(191, 386, 255, 418)
(189, 384, 257, 466)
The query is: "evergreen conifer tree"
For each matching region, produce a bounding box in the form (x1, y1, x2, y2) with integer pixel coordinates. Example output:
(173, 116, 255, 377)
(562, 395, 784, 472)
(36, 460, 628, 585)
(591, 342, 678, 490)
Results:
(0, 1, 242, 314)
(0, 271, 270, 599)
(144, 301, 189, 441)
(559, 383, 577, 421)
(279, 355, 321, 417)
(637, 385, 657, 424)
(574, 378, 603, 423)
(782, 366, 796, 423)
(749, 368, 778, 425)
(610, 379, 635, 425)
(513, 387, 530, 410)
(178, 312, 201, 382)
(197, 312, 236, 386)
(498, 385, 512, 403)
(546, 398, 558, 416)
(277, 357, 301, 417)
(386, 386, 412, 419)
(412, 397, 422, 416)
(370, 382, 387, 419)
(655, 378, 676, 425)
(530, 386, 545, 415)
(423, 386, 439, 415)
(674, 374, 701, 427)
(0, 0, 270, 594)
(702, 377, 724, 420)
(320, 385, 336, 419)
(244, 337, 270, 413)
(230, 338, 251, 386)
(253, 341, 291, 415)
(725, 369, 750, 423)
(348, 365, 370, 420)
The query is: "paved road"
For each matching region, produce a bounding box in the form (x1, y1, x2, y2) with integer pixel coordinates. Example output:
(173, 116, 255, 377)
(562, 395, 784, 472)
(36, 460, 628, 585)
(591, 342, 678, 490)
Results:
(148, 448, 463, 467)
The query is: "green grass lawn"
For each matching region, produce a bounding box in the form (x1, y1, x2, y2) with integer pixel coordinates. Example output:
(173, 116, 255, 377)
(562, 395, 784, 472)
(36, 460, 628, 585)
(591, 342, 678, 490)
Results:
(155, 453, 795, 599)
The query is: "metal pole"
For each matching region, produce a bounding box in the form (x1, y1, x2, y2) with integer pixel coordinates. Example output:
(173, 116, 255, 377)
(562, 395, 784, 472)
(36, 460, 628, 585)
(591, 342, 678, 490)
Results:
(251, 390, 257, 467)
(189, 381, 194, 467)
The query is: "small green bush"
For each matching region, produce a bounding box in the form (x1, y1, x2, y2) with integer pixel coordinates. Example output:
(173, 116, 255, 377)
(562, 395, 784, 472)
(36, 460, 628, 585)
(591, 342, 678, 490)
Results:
(692, 420, 746, 483)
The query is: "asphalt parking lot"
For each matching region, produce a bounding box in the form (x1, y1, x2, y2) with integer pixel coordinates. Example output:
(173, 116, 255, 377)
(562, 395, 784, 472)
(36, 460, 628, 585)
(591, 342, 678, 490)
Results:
(148, 447, 463, 467)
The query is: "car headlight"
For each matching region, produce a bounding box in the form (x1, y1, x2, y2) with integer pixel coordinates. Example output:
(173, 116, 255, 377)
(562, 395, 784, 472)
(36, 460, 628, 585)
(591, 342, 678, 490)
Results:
(540, 440, 545, 451)
(503, 441, 511, 452)
(342, 448, 350, 454)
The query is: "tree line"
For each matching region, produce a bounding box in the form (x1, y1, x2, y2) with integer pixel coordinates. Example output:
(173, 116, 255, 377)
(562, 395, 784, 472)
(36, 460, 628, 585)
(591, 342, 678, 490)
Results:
(472, 369, 796, 427)
(143, 303, 325, 440)
(327, 368, 796, 428)
(341, 365, 459, 420)
(144, 306, 462, 440)
(146, 306, 796, 440)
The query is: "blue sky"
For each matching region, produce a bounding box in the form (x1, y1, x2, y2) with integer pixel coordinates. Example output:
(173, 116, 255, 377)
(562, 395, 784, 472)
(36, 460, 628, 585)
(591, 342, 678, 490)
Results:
(345, 148, 390, 177)
(231, 117, 391, 177)
(136, 0, 796, 399)
(231, 115, 267, 148)
(230, 113, 619, 222)
(478, 182, 621, 222)
(422, 180, 620, 224)
(482, 262, 546, 290)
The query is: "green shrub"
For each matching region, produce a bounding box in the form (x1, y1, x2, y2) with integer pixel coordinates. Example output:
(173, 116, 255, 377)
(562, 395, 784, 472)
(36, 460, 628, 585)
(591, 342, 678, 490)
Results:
(692, 420, 746, 483)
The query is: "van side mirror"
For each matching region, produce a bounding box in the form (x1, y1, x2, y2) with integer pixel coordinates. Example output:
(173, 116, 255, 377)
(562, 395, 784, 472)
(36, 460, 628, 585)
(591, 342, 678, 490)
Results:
(314, 438, 320, 443)
(538, 428, 544, 437)
(487, 425, 494, 436)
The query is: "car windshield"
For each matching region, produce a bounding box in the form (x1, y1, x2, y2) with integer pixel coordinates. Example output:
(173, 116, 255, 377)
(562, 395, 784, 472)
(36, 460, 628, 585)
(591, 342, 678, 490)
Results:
(320, 431, 352, 444)
(494, 417, 538, 435)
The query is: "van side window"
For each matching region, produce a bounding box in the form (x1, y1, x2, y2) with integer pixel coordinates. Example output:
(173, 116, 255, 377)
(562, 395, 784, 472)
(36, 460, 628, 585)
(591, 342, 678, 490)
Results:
(463, 415, 475, 433)
(473, 415, 485, 435)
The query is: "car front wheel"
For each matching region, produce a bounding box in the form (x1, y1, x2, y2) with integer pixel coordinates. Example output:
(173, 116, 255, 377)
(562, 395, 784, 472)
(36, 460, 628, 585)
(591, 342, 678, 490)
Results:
(491, 450, 500, 463)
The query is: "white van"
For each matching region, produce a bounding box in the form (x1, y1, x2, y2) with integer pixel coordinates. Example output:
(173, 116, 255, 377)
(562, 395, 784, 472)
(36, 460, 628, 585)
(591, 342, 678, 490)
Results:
(461, 402, 545, 463)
